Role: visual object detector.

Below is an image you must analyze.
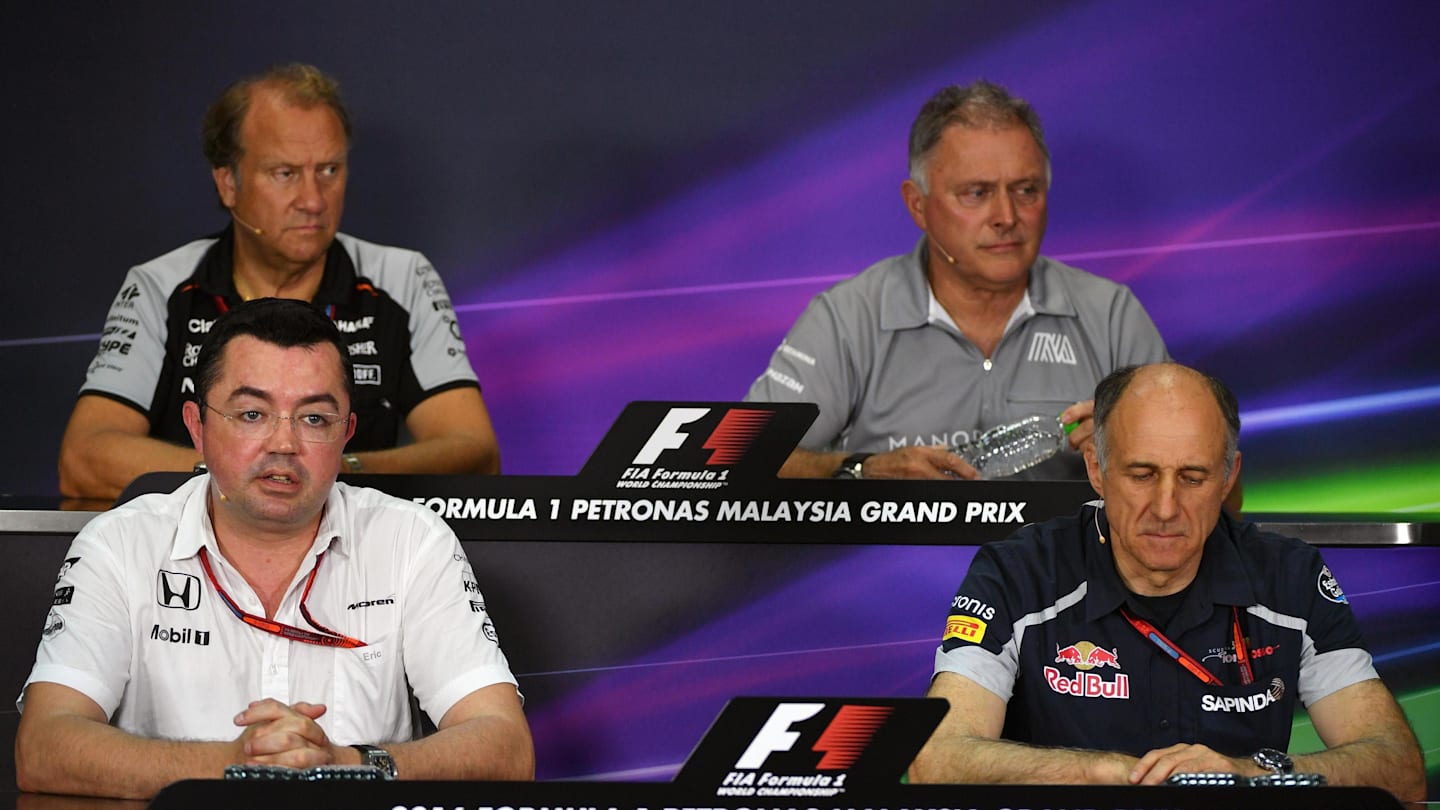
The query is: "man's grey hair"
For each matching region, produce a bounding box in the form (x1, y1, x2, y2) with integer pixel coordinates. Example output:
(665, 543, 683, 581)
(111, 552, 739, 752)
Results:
(1092, 363, 1241, 479)
(907, 80, 1051, 193)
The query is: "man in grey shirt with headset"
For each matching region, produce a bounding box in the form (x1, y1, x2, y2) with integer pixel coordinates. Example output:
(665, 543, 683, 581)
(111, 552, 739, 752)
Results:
(746, 80, 1169, 483)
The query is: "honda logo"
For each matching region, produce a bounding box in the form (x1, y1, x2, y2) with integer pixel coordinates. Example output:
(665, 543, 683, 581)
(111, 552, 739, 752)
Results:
(157, 570, 201, 610)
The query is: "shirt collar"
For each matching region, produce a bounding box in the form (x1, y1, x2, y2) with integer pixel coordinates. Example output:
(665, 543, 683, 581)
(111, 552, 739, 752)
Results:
(192, 225, 358, 307)
(169, 474, 350, 562)
(883, 236, 1061, 333)
(877, 237, 931, 331)
(1023, 255, 1079, 318)
(1083, 502, 1255, 623)
(927, 285, 1035, 336)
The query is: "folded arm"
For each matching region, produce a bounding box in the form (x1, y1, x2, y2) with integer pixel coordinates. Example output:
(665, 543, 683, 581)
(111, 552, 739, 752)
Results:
(908, 671, 1135, 784)
(381, 682, 533, 780)
(58, 395, 201, 501)
(16, 682, 243, 799)
(346, 387, 500, 475)
(1290, 678, 1424, 802)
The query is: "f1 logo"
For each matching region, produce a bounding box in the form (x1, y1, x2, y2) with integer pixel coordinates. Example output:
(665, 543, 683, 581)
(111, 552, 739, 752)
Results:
(733, 702, 893, 771)
(157, 571, 201, 611)
(734, 703, 822, 769)
(632, 407, 774, 466)
(632, 408, 709, 464)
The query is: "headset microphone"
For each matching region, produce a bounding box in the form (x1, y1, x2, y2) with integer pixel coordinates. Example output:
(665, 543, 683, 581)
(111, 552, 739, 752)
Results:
(230, 211, 264, 236)
(930, 236, 958, 266)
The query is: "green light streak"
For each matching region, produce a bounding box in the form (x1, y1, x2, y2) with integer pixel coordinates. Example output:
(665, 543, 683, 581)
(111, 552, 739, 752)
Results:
(1245, 460, 1440, 514)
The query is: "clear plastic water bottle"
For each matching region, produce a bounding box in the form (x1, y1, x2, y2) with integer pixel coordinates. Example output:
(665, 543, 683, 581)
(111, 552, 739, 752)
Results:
(958, 415, 1077, 478)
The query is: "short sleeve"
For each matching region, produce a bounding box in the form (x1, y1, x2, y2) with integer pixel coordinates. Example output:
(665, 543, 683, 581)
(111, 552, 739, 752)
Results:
(744, 293, 858, 450)
(19, 525, 135, 718)
(399, 509, 518, 723)
(78, 266, 174, 413)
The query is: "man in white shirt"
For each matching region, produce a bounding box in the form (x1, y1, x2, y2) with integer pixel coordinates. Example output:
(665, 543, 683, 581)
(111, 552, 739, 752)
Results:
(18, 298, 532, 799)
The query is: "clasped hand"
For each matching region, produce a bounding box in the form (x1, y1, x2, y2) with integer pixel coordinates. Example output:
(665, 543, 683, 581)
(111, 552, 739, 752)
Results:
(1123, 743, 1256, 785)
(232, 698, 348, 769)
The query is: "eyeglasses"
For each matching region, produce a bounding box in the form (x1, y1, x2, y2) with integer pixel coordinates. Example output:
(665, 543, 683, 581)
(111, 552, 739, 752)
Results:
(203, 402, 349, 443)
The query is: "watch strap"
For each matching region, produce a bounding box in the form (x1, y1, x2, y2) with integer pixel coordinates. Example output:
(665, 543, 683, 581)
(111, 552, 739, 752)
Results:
(832, 452, 873, 479)
(351, 743, 397, 780)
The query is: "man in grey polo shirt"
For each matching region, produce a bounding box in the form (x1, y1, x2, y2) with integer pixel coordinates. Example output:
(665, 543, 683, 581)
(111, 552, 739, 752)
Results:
(746, 80, 1169, 481)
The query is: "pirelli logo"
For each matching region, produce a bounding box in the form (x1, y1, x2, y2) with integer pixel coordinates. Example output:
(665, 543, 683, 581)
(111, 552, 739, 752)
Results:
(944, 616, 987, 644)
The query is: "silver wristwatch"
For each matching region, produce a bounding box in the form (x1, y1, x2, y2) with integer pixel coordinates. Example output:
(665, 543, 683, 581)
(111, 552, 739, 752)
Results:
(1252, 747, 1294, 774)
(351, 743, 397, 780)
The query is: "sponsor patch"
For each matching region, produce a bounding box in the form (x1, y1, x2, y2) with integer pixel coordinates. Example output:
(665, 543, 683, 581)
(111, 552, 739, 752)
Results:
(482, 618, 498, 642)
(1202, 678, 1285, 713)
(1043, 667, 1130, 699)
(157, 570, 202, 610)
(53, 586, 74, 606)
(944, 615, 987, 644)
(762, 367, 804, 394)
(1317, 565, 1347, 603)
(43, 609, 66, 640)
(950, 594, 996, 620)
(56, 557, 81, 581)
(1204, 642, 1279, 665)
(1055, 641, 1120, 670)
(354, 364, 381, 385)
(778, 342, 816, 367)
(1027, 332, 1078, 365)
(150, 624, 211, 646)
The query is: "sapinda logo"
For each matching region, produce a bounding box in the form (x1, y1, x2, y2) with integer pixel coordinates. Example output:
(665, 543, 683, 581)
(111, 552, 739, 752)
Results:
(632, 407, 773, 466)
(734, 702, 892, 771)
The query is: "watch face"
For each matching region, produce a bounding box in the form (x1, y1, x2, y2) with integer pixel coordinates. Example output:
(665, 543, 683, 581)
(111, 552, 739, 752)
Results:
(1253, 748, 1293, 773)
(355, 745, 397, 779)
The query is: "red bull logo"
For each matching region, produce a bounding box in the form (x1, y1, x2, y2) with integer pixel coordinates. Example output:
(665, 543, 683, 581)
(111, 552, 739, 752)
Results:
(1044, 667, 1131, 699)
(1054, 641, 1121, 670)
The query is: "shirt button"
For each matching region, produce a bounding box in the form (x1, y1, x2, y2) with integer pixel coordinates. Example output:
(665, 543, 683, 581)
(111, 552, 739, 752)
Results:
(1160, 719, 1171, 729)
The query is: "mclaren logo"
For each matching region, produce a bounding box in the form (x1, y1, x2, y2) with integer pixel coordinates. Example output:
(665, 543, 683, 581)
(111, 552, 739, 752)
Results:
(157, 571, 201, 611)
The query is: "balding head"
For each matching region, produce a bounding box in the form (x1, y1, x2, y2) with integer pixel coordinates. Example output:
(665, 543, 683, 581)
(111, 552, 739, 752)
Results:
(1093, 363, 1240, 478)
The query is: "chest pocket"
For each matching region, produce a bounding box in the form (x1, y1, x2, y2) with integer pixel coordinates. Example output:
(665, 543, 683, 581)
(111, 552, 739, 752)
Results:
(1193, 677, 1297, 755)
(327, 631, 411, 744)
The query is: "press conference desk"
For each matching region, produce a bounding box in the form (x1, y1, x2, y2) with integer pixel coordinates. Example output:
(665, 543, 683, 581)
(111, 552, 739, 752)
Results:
(1, 476, 1436, 805)
(0, 778, 1413, 810)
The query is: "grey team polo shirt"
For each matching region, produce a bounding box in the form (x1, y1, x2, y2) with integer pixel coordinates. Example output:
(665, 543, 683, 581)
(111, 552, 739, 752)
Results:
(745, 238, 1169, 479)
(81, 227, 479, 453)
